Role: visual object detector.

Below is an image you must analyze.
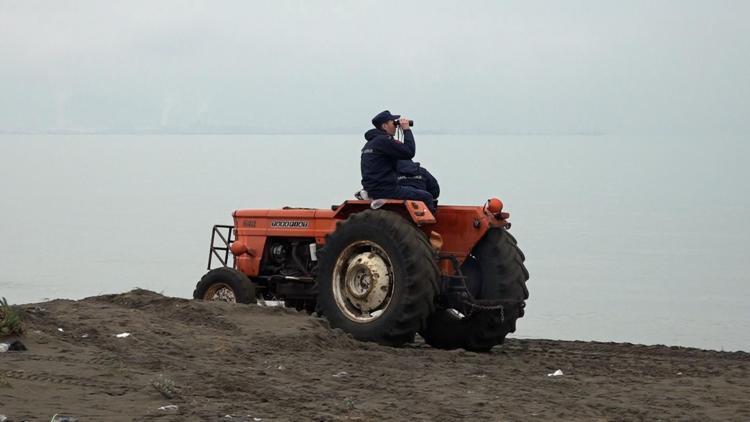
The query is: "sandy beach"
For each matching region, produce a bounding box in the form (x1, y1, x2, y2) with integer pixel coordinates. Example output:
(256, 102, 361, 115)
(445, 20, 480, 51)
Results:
(0, 289, 748, 421)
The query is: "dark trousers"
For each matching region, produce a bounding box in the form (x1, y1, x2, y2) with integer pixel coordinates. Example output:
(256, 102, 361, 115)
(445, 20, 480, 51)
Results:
(371, 186, 437, 214)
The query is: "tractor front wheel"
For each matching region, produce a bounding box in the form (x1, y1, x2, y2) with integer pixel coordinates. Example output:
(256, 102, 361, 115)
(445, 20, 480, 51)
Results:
(193, 267, 257, 304)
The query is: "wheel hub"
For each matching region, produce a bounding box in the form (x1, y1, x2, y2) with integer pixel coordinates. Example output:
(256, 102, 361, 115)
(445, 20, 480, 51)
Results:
(204, 283, 237, 303)
(332, 241, 395, 322)
(343, 252, 390, 311)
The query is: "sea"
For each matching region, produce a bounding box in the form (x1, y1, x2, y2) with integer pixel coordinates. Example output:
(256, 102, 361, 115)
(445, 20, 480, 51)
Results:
(1, 134, 748, 351)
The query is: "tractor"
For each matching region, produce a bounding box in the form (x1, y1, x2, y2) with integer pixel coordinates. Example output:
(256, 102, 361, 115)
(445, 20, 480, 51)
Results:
(195, 198, 529, 352)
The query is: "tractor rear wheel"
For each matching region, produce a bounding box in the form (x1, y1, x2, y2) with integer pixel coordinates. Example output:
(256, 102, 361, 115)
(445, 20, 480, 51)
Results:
(316, 209, 439, 347)
(193, 267, 257, 304)
(420, 228, 528, 352)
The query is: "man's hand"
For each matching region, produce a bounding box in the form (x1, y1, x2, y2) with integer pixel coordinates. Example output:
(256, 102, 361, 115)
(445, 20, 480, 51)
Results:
(399, 117, 411, 130)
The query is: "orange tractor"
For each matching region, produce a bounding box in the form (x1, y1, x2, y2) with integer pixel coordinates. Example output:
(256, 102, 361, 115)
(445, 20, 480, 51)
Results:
(195, 198, 529, 351)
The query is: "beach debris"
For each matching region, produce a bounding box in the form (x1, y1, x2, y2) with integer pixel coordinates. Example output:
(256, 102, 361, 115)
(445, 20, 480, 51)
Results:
(0, 414, 6, 422)
(152, 374, 177, 399)
(547, 369, 564, 377)
(57, 328, 64, 333)
(114, 332, 131, 338)
(81, 334, 89, 339)
(0, 341, 27, 352)
(221, 415, 262, 421)
(258, 299, 284, 307)
(158, 405, 179, 412)
(51, 415, 78, 422)
(10, 341, 26, 351)
(333, 371, 348, 378)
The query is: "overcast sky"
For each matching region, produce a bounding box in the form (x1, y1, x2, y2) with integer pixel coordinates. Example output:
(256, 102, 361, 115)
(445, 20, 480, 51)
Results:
(1, 0, 748, 134)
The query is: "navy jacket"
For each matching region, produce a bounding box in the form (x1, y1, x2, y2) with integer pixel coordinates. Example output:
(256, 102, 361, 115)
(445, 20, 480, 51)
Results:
(397, 160, 440, 199)
(361, 128, 415, 197)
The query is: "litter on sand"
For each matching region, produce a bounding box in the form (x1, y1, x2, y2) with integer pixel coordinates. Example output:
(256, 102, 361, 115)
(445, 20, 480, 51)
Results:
(57, 328, 64, 332)
(547, 369, 564, 377)
(0, 341, 27, 352)
(115, 332, 131, 338)
(158, 405, 179, 411)
(222, 416, 261, 421)
(333, 371, 348, 378)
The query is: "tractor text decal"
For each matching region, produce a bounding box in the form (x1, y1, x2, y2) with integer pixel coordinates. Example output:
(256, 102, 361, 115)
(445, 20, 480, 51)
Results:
(271, 220, 310, 228)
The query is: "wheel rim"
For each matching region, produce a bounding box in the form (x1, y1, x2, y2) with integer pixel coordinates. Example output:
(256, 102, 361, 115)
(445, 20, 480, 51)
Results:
(332, 240, 395, 323)
(203, 283, 237, 303)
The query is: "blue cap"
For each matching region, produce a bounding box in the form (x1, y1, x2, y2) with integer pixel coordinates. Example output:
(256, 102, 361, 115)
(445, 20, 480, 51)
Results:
(372, 110, 401, 127)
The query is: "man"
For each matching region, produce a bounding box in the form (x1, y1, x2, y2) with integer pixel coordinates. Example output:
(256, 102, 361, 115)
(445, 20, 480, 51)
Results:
(361, 110, 436, 212)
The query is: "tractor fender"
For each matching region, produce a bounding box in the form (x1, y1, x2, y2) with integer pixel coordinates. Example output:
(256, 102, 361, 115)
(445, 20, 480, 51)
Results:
(332, 200, 436, 226)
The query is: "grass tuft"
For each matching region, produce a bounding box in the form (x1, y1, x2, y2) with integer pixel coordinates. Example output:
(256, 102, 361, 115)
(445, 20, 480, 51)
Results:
(0, 297, 24, 338)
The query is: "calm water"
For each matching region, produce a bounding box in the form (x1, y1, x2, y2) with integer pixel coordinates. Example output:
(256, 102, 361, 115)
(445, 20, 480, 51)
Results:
(1, 134, 748, 351)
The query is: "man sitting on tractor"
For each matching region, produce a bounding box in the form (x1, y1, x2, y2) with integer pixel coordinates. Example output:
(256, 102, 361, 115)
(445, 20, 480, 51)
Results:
(360, 110, 437, 213)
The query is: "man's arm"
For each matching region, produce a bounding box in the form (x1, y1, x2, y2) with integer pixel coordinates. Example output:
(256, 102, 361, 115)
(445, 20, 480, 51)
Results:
(376, 118, 416, 159)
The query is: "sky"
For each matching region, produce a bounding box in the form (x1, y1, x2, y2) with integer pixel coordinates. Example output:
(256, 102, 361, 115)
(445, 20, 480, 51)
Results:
(1, 0, 748, 135)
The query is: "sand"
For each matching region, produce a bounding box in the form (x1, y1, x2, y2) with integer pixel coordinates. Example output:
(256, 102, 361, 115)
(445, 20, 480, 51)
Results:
(1, 289, 748, 421)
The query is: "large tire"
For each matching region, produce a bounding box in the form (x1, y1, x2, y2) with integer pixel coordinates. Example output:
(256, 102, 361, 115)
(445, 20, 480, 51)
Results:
(193, 267, 257, 304)
(316, 209, 439, 347)
(421, 228, 528, 352)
